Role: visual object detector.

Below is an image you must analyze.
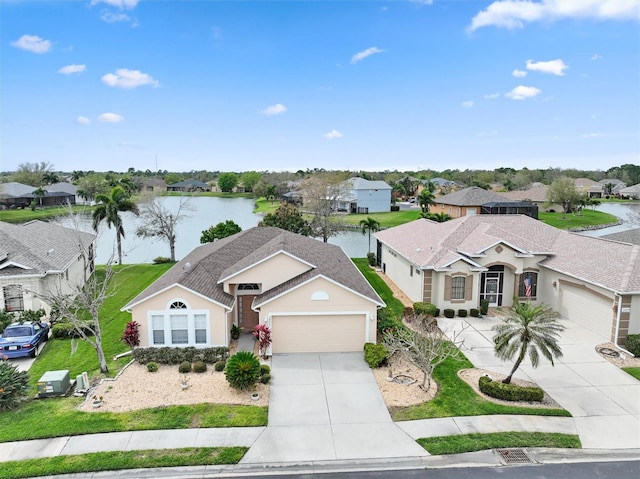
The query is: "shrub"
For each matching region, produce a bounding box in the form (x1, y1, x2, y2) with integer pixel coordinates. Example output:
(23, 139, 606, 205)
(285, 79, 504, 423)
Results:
(133, 347, 229, 365)
(193, 361, 207, 373)
(377, 307, 403, 334)
(225, 351, 261, 391)
(470, 308, 480, 318)
(214, 360, 226, 372)
(253, 324, 272, 359)
(364, 342, 388, 368)
(478, 376, 544, 402)
(120, 321, 140, 350)
(259, 364, 271, 375)
(178, 361, 192, 373)
(414, 302, 437, 316)
(403, 307, 414, 317)
(51, 321, 94, 339)
(626, 334, 640, 357)
(0, 361, 29, 411)
(443, 309, 455, 318)
(0, 310, 15, 334)
(260, 373, 271, 384)
(457, 309, 468, 317)
(434, 308, 440, 317)
(390, 205, 400, 212)
(480, 299, 489, 315)
(367, 252, 376, 266)
(153, 256, 172, 264)
(146, 362, 158, 373)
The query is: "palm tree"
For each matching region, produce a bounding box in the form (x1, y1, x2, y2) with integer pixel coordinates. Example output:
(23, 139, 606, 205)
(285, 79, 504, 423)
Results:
(32, 187, 47, 208)
(92, 186, 139, 265)
(359, 216, 380, 253)
(422, 211, 451, 222)
(492, 300, 565, 384)
(418, 189, 435, 214)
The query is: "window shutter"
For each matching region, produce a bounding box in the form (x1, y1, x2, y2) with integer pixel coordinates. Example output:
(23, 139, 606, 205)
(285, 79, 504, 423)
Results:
(444, 275, 452, 301)
(465, 274, 473, 300)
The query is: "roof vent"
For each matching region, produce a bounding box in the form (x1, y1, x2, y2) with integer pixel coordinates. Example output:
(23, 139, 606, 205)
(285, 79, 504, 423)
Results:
(183, 262, 192, 274)
(47, 248, 55, 255)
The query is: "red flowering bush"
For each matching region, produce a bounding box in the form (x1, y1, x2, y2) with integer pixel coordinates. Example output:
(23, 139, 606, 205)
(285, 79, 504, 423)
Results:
(121, 321, 140, 350)
(252, 324, 272, 358)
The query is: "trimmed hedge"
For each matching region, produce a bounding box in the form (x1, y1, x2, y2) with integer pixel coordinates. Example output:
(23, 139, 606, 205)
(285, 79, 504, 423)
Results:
(367, 252, 376, 266)
(414, 302, 438, 316)
(133, 346, 229, 365)
(479, 376, 544, 402)
(480, 299, 489, 315)
(178, 361, 192, 373)
(214, 360, 226, 372)
(364, 342, 389, 368)
(146, 362, 158, 372)
(443, 309, 455, 318)
(470, 308, 480, 317)
(193, 361, 207, 373)
(457, 309, 468, 318)
(626, 334, 640, 357)
(51, 322, 94, 339)
(377, 307, 403, 334)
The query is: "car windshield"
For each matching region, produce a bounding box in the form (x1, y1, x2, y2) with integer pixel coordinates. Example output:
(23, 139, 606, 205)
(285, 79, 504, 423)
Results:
(3, 327, 32, 338)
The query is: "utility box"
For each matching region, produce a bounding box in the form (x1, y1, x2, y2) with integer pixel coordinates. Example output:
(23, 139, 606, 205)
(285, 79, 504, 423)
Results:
(37, 370, 70, 397)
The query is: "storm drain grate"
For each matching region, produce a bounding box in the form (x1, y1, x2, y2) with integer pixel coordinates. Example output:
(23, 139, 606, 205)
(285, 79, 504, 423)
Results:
(496, 448, 534, 464)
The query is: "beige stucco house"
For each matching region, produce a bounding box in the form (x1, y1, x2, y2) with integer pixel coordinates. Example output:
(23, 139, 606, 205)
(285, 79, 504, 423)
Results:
(0, 220, 95, 315)
(375, 216, 640, 348)
(122, 227, 384, 354)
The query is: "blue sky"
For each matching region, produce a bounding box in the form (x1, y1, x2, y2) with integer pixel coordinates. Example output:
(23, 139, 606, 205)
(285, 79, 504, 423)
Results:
(1, 0, 639, 174)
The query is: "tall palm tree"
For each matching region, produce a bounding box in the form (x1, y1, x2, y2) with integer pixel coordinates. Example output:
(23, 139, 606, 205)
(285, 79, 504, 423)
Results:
(92, 186, 139, 265)
(418, 189, 435, 214)
(359, 216, 381, 253)
(32, 187, 47, 208)
(492, 300, 565, 384)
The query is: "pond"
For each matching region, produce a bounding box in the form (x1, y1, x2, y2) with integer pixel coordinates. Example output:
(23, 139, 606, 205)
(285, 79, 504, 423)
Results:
(56, 196, 370, 264)
(579, 202, 640, 237)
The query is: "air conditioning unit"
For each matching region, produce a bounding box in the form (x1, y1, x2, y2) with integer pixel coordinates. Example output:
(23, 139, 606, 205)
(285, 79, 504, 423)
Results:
(37, 370, 71, 397)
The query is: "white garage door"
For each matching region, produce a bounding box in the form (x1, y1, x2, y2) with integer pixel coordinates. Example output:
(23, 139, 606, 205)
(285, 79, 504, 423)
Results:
(271, 314, 366, 353)
(559, 284, 613, 340)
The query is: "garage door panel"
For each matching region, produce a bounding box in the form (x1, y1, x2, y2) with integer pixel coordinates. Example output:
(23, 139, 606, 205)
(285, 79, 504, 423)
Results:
(560, 285, 613, 341)
(272, 315, 365, 354)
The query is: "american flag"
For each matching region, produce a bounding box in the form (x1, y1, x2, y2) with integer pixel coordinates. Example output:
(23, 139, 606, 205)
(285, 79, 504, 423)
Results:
(524, 277, 532, 297)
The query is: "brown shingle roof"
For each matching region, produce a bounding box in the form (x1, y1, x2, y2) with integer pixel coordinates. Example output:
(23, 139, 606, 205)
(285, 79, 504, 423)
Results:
(436, 186, 512, 206)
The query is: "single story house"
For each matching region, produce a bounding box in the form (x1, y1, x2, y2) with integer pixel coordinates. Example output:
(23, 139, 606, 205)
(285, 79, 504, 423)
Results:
(432, 186, 537, 219)
(142, 179, 168, 193)
(122, 227, 384, 354)
(0, 220, 95, 314)
(598, 179, 627, 197)
(498, 184, 560, 212)
(0, 182, 76, 209)
(374, 215, 640, 348)
(167, 179, 211, 192)
(619, 184, 640, 200)
(337, 177, 392, 213)
(574, 178, 603, 198)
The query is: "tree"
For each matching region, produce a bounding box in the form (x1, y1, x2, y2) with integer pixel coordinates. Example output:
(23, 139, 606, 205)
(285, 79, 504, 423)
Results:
(42, 172, 60, 186)
(302, 174, 349, 242)
(492, 300, 565, 384)
(359, 216, 380, 253)
(12, 161, 53, 186)
(422, 212, 452, 223)
(391, 184, 405, 204)
(135, 194, 194, 262)
(398, 176, 417, 197)
(384, 315, 467, 390)
(200, 220, 242, 243)
(417, 189, 435, 214)
(32, 187, 47, 208)
(546, 177, 582, 219)
(92, 186, 140, 265)
(240, 171, 261, 193)
(259, 203, 311, 235)
(217, 172, 239, 192)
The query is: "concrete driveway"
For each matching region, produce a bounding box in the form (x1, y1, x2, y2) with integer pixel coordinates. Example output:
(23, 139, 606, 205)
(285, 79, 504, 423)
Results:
(438, 315, 640, 449)
(240, 352, 427, 463)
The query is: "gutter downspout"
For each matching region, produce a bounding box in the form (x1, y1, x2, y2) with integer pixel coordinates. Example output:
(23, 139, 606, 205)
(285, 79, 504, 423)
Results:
(614, 293, 633, 356)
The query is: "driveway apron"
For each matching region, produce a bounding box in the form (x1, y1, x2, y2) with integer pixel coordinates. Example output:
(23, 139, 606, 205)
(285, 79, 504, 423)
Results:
(241, 352, 427, 463)
(438, 315, 640, 449)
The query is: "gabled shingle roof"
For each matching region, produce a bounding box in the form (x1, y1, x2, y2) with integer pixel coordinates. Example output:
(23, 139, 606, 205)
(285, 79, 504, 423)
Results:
(348, 177, 392, 191)
(124, 227, 384, 310)
(498, 185, 549, 202)
(0, 220, 95, 277)
(436, 186, 511, 206)
(375, 215, 640, 294)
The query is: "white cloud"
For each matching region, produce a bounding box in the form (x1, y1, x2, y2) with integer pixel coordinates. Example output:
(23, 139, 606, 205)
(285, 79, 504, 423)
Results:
(10, 34, 52, 54)
(484, 93, 500, 99)
(324, 129, 343, 139)
(581, 132, 602, 138)
(468, 0, 640, 32)
(58, 64, 86, 75)
(101, 68, 160, 89)
(98, 112, 124, 123)
(351, 47, 385, 64)
(462, 101, 474, 108)
(505, 85, 542, 100)
(260, 103, 287, 116)
(512, 69, 528, 77)
(410, 0, 434, 4)
(591, 53, 602, 60)
(91, 0, 139, 9)
(76, 116, 91, 125)
(101, 11, 131, 23)
(526, 59, 568, 76)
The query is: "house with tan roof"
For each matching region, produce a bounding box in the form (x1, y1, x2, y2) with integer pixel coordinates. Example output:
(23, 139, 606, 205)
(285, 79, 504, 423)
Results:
(375, 216, 640, 348)
(574, 177, 603, 198)
(122, 227, 384, 354)
(0, 220, 95, 315)
(432, 186, 537, 219)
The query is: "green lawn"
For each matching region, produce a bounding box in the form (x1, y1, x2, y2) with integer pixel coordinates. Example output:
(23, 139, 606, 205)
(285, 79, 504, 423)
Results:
(538, 209, 618, 230)
(417, 432, 580, 455)
(622, 367, 640, 380)
(0, 205, 92, 224)
(342, 210, 423, 228)
(352, 258, 405, 317)
(0, 447, 247, 479)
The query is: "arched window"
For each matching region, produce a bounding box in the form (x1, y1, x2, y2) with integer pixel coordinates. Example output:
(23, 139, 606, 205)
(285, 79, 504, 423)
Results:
(170, 301, 187, 309)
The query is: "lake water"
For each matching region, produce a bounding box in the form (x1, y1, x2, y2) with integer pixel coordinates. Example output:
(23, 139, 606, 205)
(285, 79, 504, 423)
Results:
(57, 196, 370, 264)
(57, 197, 639, 264)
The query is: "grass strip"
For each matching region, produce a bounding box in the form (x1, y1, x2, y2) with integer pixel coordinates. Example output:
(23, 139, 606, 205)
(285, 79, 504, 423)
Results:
(0, 400, 267, 443)
(352, 258, 405, 317)
(622, 367, 640, 380)
(0, 447, 247, 479)
(538, 209, 618, 229)
(417, 432, 581, 455)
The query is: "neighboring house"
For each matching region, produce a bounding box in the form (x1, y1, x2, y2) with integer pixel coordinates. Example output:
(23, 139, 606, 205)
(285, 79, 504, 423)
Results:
(432, 186, 537, 219)
(416, 177, 457, 196)
(598, 179, 627, 197)
(618, 183, 640, 200)
(0, 182, 76, 209)
(498, 184, 561, 212)
(337, 177, 392, 213)
(167, 179, 211, 192)
(0, 220, 95, 315)
(374, 216, 640, 347)
(574, 178, 603, 198)
(122, 227, 384, 354)
(600, 228, 640, 246)
(141, 179, 168, 192)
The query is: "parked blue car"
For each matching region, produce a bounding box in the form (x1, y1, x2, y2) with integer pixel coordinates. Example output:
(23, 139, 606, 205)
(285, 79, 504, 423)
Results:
(0, 322, 50, 358)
